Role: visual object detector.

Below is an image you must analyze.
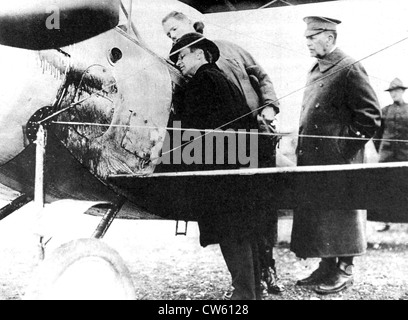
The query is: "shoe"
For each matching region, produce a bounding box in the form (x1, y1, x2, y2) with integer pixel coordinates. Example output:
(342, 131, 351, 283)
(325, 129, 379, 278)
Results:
(314, 262, 354, 295)
(296, 259, 336, 286)
(262, 267, 285, 294)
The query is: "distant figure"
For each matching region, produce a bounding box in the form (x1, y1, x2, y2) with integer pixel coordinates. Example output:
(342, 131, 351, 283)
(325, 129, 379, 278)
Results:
(291, 16, 381, 295)
(374, 78, 408, 232)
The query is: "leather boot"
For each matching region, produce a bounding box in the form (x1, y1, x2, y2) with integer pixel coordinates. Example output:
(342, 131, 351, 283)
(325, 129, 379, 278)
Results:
(296, 258, 336, 286)
(314, 261, 354, 295)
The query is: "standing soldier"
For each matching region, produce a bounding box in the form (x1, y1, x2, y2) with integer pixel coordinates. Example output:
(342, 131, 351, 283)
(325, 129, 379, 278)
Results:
(374, 78, 408, 231)
(291, 16, 381, 294)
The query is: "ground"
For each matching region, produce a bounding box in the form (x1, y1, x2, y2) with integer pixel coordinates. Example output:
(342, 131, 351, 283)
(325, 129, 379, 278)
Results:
(0, 201, 407, 300)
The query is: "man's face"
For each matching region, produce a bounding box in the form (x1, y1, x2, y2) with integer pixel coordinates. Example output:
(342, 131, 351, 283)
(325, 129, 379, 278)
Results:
(163, 17, 195, 43)
(306, 32, 331, 58)
(389, 88, 405, 103)
(176, 48, 201, 77)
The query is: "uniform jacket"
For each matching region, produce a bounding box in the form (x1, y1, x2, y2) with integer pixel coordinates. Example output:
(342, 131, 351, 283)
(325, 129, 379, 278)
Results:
(291, 48, 381, 259)
(214, 40, 280, 115)
(178, 63, 259, 247)
(376, 102, 408, 162)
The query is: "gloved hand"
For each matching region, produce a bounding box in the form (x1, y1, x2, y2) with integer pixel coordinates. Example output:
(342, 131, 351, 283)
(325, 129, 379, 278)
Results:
(260, 105, 276, 122)
(257, 107, 278, 135)
(257, 107, 281, 155)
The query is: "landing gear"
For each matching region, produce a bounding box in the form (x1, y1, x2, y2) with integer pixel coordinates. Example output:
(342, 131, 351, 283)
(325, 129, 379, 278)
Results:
(24, 125, 136, 300)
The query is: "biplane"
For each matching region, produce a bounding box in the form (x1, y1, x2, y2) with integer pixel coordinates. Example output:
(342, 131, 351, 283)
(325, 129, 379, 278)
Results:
(1, 0, 408, 299)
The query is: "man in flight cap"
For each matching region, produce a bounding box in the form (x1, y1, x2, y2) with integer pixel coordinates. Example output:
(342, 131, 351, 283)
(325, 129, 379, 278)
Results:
(291, 16, 381, 294)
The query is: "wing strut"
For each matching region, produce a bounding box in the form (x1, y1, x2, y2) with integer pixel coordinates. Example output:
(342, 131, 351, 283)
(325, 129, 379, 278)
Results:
(92, 196, 127, 239)
(0, 193, 32, 221)
(34, 125, 47, 210)
(32, 126, 125, 242)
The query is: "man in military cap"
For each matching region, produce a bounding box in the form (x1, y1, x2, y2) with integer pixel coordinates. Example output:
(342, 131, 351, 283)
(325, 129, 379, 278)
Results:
(374, 78, 408, 231)
(291, 16, 381, 294)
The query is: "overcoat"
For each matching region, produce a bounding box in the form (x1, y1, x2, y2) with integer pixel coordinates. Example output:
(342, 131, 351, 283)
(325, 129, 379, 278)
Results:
(214, 40, 280, 115)
(214, 40, 280, 247)
(291, 48, 381, 258)
(178, 63, 259, 247)
(377, 102, 408, 162)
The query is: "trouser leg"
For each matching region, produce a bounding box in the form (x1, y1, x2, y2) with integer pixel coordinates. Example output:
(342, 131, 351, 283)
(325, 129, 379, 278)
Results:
(219, 237, 257, 300)
(251, 239, 262, 300)
(258, 229, 276, 272)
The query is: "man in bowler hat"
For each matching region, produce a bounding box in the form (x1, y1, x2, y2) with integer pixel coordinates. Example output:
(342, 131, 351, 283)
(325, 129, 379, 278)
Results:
(169, 32, 262, 300)
(163, 11, 284, 298)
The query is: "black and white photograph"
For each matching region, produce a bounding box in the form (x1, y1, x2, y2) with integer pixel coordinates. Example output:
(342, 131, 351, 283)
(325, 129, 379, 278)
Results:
(0, 0, 408, 303)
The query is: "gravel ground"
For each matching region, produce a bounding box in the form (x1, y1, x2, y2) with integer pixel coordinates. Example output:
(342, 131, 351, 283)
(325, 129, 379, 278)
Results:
(0, 200, 407, 300)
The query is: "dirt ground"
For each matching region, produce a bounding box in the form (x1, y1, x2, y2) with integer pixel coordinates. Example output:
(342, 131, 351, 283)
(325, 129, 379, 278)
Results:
(0, 200, 407, 301)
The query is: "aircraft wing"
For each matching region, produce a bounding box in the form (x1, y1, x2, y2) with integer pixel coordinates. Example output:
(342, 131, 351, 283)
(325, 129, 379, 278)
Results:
(2, 131, 406, 223)
(177, 0, 339, 13)
(107, 162, 408, 223)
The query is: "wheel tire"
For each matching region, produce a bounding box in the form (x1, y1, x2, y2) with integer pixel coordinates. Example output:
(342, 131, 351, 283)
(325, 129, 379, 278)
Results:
(24, 238, 136, 300)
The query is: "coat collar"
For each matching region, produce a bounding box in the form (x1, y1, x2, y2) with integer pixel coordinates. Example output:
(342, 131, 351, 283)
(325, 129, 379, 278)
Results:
(311, 47, 347, 73)
(195, 63, 220, 75)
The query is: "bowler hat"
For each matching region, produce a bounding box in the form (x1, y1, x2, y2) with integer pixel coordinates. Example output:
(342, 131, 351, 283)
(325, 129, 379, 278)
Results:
(304, 16, 341, 37)
(169, 32, 220, 64)
(385, 78, 408, 91)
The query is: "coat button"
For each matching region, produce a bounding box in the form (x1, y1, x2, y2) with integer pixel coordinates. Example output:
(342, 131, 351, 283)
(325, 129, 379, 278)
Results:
(319, 83, 324, 87)
(315, 103, 320, 108)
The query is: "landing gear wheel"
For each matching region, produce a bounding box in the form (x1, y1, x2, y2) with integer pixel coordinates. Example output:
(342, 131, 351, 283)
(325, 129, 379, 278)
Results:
(24, 238, 136, 300)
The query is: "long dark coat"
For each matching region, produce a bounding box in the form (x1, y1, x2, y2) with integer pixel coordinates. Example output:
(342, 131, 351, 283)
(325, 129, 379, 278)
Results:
(291, 48, 381, 259)
(377, 102, 408, 162)
(177, 63, 259, 247)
